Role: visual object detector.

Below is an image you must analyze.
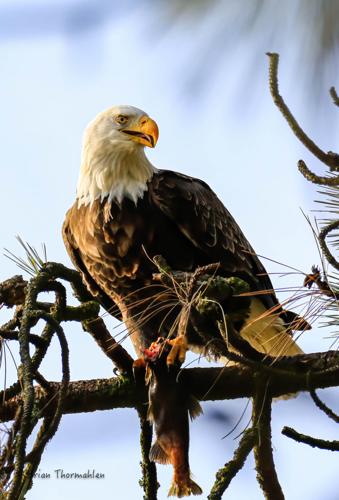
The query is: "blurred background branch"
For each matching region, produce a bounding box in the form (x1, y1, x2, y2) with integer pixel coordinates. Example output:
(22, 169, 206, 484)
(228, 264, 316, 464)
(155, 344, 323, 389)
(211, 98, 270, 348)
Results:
(1, 0, 339, 101)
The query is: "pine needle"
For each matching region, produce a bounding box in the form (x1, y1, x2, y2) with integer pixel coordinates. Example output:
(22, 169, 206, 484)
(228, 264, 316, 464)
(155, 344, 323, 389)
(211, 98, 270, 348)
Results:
(4, 236, 47, 276)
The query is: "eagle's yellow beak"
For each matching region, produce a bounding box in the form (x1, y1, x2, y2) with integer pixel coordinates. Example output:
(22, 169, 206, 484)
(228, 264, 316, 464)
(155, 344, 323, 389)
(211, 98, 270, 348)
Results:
(123, 116, 159, 148)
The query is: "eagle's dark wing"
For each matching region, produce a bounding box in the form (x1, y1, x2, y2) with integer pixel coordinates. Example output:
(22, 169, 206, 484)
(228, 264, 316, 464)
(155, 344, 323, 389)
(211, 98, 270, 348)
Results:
(149, 170, 281, 313)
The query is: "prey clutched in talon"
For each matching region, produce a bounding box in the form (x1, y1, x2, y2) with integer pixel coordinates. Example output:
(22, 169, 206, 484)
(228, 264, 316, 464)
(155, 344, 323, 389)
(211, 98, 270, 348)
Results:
(142, 338, 167, 384)
(144, 336, 202, 497)
(167, 335, 188, 367)
(141, 335, 188, 368)
(142, 338, 165, 362)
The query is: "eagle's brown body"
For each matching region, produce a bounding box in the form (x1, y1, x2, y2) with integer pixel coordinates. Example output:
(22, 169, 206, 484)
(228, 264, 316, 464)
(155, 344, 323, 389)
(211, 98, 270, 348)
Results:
(63, 169, 302, 356)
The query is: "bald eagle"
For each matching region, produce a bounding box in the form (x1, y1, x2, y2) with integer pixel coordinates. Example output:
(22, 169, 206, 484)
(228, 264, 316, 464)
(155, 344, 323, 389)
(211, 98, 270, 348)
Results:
(63, 105, 306, 360)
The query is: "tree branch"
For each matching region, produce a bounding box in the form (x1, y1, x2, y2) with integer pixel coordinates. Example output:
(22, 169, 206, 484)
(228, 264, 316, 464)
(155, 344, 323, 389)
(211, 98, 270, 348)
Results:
(137, 406, 159, 500)
(310, 389, 339, 423)
(253, 376, 284, 500)
(318, 219, 339, 272)
(298, 160, 339, 186)
(329, 86, 339, 107)
(282, 427, 339, 451)
(208, 428, 256, 500)
(1, 353, 339, 423)
(267, 52, 339, 171)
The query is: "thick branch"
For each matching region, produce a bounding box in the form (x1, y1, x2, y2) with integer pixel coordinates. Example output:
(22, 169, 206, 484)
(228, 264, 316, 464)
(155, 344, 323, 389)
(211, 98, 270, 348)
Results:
(1, 354, 339, 423)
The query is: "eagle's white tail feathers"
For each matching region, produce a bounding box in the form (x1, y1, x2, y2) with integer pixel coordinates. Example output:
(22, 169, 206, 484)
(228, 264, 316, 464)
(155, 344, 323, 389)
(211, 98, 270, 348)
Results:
(220, 298, 303, 399)
(239, 298, 303, 357)
(217, 298, 303, 368)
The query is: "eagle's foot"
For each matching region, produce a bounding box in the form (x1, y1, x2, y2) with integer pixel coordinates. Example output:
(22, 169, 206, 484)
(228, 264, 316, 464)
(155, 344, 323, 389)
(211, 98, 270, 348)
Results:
(166, 335, 188, 367)
(141, 335, 187, 369)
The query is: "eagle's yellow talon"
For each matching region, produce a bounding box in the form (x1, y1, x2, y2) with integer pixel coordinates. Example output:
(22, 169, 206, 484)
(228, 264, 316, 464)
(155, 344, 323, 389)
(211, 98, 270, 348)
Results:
(167, 335, 188, 366)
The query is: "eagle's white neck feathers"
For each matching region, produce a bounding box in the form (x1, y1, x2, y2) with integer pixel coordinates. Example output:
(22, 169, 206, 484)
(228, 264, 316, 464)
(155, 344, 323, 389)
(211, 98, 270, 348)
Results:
(76, 139, 156, 207)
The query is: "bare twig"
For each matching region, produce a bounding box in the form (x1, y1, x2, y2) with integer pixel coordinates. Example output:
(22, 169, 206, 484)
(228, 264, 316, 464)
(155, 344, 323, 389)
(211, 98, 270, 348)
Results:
(329, 86, 339, 107)
(267, 52, 339, 171)
(208, 428, 256, 500)
(318, 220, 339, 272)
(0, 329, 46, 348)
(309, 389, 339, 423)
(282, 427, 339, 451)
(298, 160, 339, 186)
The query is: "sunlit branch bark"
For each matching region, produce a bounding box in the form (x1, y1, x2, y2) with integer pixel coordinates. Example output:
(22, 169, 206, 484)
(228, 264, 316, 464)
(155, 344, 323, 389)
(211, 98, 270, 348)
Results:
(267, 52, 339, 172)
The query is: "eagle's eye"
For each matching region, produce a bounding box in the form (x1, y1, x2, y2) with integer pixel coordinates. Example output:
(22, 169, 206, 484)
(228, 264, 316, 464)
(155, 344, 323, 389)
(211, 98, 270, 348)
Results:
(115, 114, 129, 125)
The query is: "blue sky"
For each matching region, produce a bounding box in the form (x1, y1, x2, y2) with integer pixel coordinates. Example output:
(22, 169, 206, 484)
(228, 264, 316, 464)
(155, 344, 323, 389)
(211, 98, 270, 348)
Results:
(1, 2, 339, 499)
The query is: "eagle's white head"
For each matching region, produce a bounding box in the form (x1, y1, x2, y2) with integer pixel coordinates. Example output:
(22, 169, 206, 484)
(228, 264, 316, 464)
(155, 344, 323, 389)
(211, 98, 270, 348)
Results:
(76, 105, 159, 206)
